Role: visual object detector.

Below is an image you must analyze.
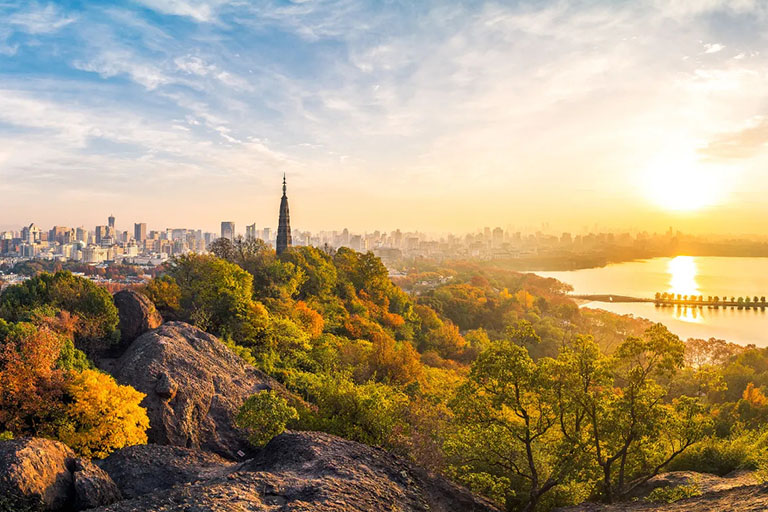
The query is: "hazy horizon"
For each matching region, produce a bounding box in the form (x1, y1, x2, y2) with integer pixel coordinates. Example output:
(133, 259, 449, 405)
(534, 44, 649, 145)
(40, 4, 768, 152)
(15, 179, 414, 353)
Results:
(2, 1, 768, 234)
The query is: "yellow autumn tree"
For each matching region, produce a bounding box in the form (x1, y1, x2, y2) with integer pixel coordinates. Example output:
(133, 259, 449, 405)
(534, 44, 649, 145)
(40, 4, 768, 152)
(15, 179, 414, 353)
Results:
(514, 289, 535, 310)
(58, 369, 149, 458)
(743, 382, 768, 407)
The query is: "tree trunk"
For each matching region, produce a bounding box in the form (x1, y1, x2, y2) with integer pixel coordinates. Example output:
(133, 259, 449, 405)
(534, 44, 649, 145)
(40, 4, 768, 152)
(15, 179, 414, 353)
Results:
(521, 489, 540, 512)
(601, 462, 613, 503)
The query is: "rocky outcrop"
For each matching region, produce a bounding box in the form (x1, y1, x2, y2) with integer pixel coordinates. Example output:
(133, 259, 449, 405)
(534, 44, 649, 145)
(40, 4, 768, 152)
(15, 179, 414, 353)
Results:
(0, 438, 75, 512)
(97, 444, 236, 499)
(108, 321, 286, 459)
(71, 459, 121, 510)
(0, 438, 121, 512)
(557, 482, 768, 511)
(625, 470, 759, 501)
(557, 471, 765, 512)
(92, 431, 502, 512)
(112, 290, 162, 347)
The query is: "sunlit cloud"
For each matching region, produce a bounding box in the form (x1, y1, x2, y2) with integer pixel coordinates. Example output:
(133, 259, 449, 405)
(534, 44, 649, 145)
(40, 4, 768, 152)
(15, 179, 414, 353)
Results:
(1, 0, 768, 233)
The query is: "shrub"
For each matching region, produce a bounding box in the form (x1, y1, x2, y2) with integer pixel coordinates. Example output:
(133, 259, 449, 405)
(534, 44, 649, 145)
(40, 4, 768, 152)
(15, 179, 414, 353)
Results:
(57, 369, 149, 458)
(236, 390, 298, 447)
(291, 373, 409, 447)
(646, 483, 701, 503)
(668, 431, 768, 475)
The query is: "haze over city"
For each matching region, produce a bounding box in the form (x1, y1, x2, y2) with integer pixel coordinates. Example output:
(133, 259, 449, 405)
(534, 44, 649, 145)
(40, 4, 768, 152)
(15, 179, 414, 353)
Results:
(2, 0, 768, 234)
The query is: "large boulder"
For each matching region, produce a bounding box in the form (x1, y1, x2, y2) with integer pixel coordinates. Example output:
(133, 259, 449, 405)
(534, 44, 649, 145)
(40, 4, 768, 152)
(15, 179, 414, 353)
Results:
(0, 438, 75, 511)
(108, 321, 286, 459)
(92, 431, 502, 512)
(97, 444, 236, 499)
(112, 290, 162, 347)
(72, 459, 121, 510)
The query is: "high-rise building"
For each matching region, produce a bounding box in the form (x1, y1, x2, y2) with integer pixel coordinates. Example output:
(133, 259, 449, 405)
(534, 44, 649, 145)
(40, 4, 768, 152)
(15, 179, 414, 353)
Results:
(262, 227, 271, 241)
(245, 223, 257, 240)
(22, 223, 41, 244)
(95, 225, 109, 244)
(276, 174, 292, 255)
(492, 227, 504, 246)
(221, 221, 235, 240)
(108, 214, 115, 230)
(134, 223, 147, 242)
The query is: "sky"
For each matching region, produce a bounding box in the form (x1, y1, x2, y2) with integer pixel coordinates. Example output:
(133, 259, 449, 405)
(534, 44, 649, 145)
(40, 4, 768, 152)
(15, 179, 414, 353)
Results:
(1, 0, 768, 236)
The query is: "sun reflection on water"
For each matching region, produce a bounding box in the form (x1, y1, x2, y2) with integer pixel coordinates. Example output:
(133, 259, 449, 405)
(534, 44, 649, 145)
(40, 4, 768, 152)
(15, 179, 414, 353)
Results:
(667, 256, 703, 324)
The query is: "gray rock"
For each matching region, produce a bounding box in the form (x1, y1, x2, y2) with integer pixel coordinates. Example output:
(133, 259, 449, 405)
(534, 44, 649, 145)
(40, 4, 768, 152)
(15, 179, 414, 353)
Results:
(92, 431, 502, 512)
(97, 444, 235, 500)
(109, 321, 287, 459)
(72, 459, 121, 510)
(112, 290, 162, 348)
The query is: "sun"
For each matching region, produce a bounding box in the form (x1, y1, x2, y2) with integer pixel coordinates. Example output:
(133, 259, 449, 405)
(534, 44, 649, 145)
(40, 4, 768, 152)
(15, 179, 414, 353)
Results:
(643, 151, 724, 212)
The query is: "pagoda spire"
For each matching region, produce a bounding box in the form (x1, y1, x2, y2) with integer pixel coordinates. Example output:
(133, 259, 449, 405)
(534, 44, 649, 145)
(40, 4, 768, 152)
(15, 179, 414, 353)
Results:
(276, 173, 292, 256)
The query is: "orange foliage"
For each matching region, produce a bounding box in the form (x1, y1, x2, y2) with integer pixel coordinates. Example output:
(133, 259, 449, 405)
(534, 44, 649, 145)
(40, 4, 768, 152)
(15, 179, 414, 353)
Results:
(743, 382, 768, 407)
(0, 324, 67, 435)
(368, 336, 423, 386)
(292, 301, 325, 339)
(344, 314, 388, 343)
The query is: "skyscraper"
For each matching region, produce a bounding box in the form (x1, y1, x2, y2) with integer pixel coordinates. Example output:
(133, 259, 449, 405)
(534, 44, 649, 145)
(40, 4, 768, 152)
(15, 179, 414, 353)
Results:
(245, 223, 257, 240)
(276, 174, 292, 255)
(108, 214, 115, 230)
(134, 223, 147, 242)
(95, 225, 108, 244)
(221, 221, 235, 240)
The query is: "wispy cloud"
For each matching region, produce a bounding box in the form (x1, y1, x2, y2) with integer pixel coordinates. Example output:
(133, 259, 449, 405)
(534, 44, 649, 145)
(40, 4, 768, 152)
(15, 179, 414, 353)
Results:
(700, 116, 768, 160)
(7, 2, 76, 34)
(133, 0, 230, 22)
(74, 50, 171, 90)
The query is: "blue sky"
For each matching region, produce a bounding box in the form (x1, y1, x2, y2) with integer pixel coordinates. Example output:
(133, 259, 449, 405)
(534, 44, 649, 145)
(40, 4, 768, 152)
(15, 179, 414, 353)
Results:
(1, 0, 768, 234)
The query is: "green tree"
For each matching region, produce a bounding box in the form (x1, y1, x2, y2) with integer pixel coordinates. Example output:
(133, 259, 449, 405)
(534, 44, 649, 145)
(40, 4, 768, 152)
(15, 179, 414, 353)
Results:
(166, 254, 254, 333)
(559, 324, 706, 502)
(0, 271, 119, 349)
(141, 275, 181, 319)
(281, 246, 338, 299)
(209, 237, 306, 302)
(448, 335, 587, 511)
(235, 390, 298, 447)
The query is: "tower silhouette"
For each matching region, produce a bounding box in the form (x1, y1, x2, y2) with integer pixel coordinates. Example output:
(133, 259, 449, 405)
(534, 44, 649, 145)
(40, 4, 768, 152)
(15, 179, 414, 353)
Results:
(276, 174, 292, 255)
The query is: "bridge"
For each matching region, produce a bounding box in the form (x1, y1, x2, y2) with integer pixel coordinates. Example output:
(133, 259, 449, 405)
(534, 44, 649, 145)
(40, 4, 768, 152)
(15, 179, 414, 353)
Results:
(572, 294, 768, 309)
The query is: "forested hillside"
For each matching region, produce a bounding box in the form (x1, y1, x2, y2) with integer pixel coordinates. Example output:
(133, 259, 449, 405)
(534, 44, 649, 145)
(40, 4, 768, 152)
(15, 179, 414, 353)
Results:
(2, 241, 768, 511)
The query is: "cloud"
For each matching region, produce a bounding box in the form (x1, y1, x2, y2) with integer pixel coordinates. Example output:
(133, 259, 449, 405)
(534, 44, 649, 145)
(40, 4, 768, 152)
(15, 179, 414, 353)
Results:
(174, 55, 249, 88)
(133, 0, 229, 22)
(3, 0, 768, 231)
(7, 2, 76, 34)
(700, 117, 768, 160)
(74, 51, 170, 90)
(704, 43, 725, 53)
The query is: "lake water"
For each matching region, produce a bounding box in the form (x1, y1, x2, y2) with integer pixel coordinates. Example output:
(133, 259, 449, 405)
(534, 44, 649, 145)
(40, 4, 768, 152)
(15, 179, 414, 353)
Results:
(535, 256, 768, 346)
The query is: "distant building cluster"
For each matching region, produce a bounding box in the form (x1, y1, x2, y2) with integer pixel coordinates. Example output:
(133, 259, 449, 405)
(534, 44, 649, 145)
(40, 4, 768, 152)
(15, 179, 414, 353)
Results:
(0, 215, 690, 268)
(0, 178, 694, 270)
(0, 215, 218, 267)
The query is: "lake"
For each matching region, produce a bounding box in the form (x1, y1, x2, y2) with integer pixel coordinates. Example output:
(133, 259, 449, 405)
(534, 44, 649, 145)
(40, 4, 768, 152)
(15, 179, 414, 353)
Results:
(534, 256, 768, 346)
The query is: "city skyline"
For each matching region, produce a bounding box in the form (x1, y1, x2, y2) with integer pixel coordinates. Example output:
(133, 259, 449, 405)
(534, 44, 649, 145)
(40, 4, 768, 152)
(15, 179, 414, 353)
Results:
(3, 1, 768, 234)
